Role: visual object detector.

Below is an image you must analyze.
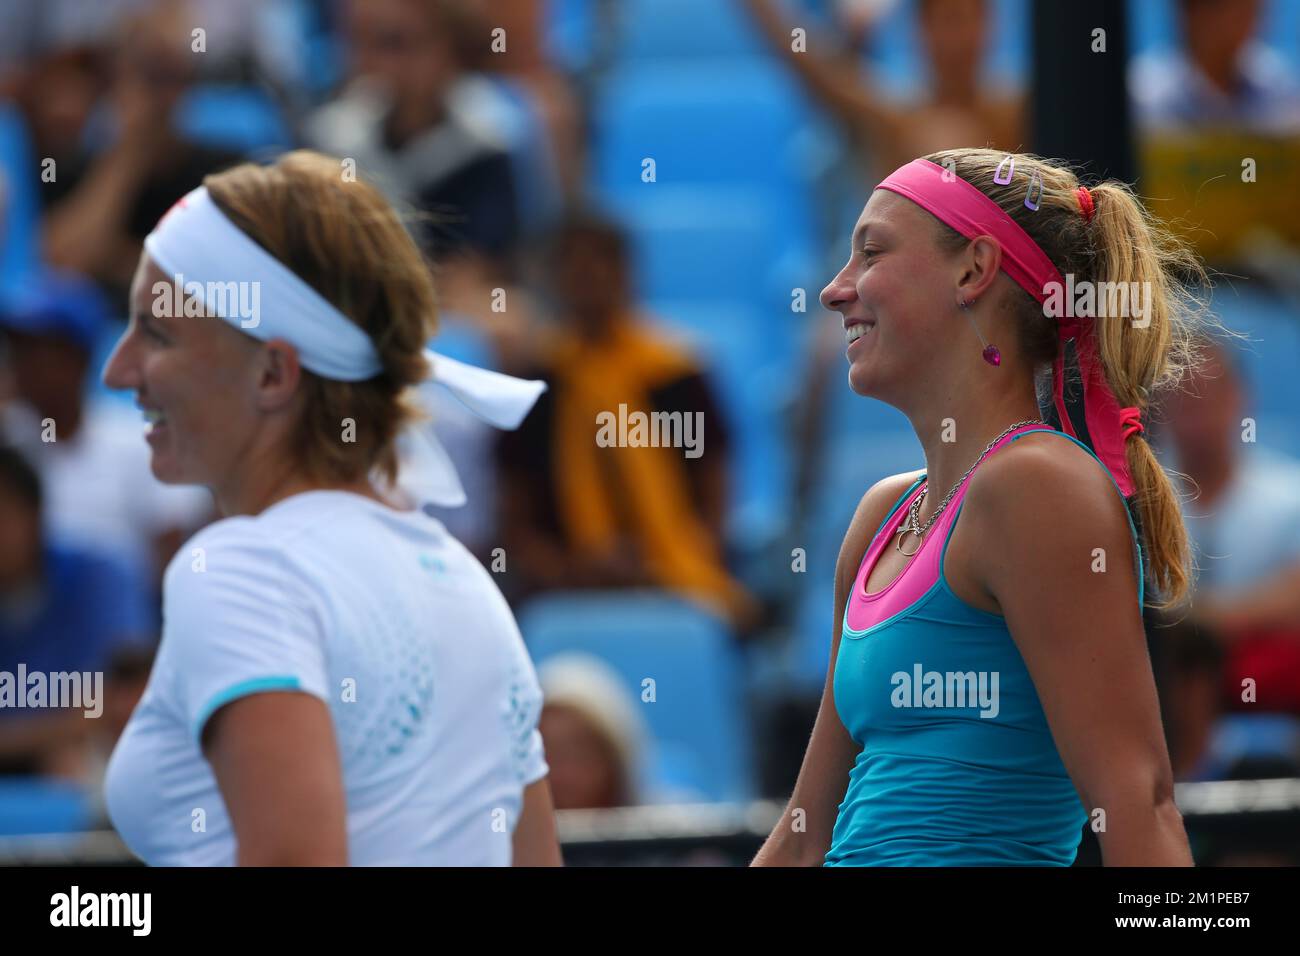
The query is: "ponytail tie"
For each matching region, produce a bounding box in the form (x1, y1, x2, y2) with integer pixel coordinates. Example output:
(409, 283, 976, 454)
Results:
(1076, 186, 1095, 223)
(1119, 406, 1144, 441)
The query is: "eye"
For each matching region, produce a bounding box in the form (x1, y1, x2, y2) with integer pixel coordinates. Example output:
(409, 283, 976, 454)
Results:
(137, 315, 168, 344)
(860, 246, 880, 261)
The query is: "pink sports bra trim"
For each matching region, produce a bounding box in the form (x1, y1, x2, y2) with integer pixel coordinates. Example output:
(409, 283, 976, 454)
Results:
(844, 423, 1047, 634)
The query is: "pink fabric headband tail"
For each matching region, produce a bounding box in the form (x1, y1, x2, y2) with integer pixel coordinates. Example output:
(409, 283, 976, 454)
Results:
(875, 158, 1140, 497)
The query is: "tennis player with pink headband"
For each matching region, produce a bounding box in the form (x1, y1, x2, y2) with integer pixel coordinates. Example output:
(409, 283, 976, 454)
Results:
(102, 152, 561, 865)
(755, 148, 1213, 866)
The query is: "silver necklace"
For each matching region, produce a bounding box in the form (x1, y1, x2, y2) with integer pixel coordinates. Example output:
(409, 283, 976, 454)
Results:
(895, 419, 1045, 555)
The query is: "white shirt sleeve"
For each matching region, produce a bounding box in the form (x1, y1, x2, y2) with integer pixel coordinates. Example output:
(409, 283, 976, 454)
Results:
(160, 519, 331, 744)
(507, 648, 549, 787)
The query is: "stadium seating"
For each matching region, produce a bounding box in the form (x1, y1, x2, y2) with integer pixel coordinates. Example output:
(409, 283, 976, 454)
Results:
(0, 778, 94, 836)
(174, 85, 293, 157)
(611, 0, 770, 62)
(518, 590, 755, 802)
(0, 105, 39, 298)
(1209, 286, 1300, 457)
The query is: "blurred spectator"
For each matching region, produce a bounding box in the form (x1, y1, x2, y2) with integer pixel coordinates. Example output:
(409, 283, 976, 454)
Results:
(495, 214, 759, 632)
(0, 270, 211, 590)
(461, 0, 584, 217)
(1130, 0, 1300, 132)
(740, 0, 1024, 181)
(537, 653, 647, 809)
(0, 445, 151, 777)
(1156, 333, 1300, 777)
(304, 0, 523, 268)
(0, 0, 151, 85)
(29, 2, 243, 298)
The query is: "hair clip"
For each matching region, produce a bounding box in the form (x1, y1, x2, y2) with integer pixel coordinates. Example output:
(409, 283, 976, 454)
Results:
(1024, 169, 1042, 210)
(994, 154, 1015, 185)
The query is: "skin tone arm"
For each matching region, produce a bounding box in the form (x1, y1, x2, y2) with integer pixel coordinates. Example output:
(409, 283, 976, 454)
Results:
(204, 692, 349, 866)
(971, 445, 1194, 866)
(752, 471, 922, 865)
(41, 78, 157, 282)
(739, 0, 905, 148)
(512, 777, 564, 866)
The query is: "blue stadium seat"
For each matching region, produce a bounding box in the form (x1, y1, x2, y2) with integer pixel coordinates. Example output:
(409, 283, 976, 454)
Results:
(518, 590, 754, 802)
(1209, 287, 1300, 457)
(613, 0, 769, 61)
(546, 0, 598, 72)
(1195, 713, 1300, 780)
(174, 86, 292, 156)
(0, 778, 94, 836)
(643, 303, 796, 545)
(0, 104, 39, 297)
(787, 426, 921, 689)
(592, 186, 815, 373)
(597, 188, 779, 307)
(591, 62, 817, 246)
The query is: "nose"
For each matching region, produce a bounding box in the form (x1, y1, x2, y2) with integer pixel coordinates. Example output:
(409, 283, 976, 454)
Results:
(101, 325, 141, 392)
(819, 264, 858, 313)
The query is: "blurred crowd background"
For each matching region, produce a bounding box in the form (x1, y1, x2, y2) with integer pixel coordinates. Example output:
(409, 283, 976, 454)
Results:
(1, 0, 1299, 865)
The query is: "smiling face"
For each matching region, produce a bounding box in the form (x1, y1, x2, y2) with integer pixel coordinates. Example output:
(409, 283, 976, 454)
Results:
(820, 190, 965, 401)
(102, 256, 295, 490)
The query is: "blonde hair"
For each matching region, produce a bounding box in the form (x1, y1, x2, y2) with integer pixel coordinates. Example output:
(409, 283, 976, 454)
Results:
(923, 147, 1235, 611)
(203, 150, 436, 487)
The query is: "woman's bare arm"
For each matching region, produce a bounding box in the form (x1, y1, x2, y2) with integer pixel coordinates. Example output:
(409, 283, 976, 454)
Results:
(512, 777, 563, 866)
(971, 446, 1193, 866)
(204, 691, 349, 866)
(752, 470, 923, 865)
(739, 0, 904, 147)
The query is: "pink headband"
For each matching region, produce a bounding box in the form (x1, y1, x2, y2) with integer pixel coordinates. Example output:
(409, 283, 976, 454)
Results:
(875, 158, 1141, 497)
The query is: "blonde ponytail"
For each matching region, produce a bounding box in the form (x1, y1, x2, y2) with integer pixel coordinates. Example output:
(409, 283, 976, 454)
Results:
(1085, 182, 1209, 610)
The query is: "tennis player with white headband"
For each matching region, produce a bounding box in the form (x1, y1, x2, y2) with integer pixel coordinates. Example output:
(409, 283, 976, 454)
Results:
(754, 148, 1216, 866)
(103, 151, 561, 865)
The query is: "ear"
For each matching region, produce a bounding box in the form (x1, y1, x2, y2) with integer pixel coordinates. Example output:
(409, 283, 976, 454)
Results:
(255, 339, 304, 412)
(954, 235, 1004, 307)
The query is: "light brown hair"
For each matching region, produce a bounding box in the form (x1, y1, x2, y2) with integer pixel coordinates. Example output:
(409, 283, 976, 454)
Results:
(203, 150, 436, 487)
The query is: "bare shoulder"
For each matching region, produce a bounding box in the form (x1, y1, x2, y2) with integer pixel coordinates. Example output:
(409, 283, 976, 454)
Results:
(967, 431, 1121, 518)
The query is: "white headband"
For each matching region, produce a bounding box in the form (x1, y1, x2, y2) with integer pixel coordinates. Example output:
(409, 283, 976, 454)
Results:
(143, 185, 546, 508)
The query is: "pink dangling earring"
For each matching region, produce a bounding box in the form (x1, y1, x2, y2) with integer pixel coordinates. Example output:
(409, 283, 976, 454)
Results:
(961, 299, 1001, 366)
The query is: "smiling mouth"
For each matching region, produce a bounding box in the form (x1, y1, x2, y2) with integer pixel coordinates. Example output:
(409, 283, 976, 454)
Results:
(845, 321, 876, 345)
(139, 405, 167, 436)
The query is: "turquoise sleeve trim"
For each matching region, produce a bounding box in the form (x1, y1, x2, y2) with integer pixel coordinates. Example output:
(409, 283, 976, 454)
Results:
(1012, 429, 1146, 608)
(192, 675, 303, 743)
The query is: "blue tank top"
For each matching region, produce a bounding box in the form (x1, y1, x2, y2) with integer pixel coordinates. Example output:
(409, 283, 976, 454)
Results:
(826, 425, 1145, 866)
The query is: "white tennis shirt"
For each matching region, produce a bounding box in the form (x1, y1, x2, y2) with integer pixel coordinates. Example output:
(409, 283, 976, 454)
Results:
(104, 490, 548, 865)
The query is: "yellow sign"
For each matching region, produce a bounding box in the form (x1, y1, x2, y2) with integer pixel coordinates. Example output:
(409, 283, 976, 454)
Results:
(1139, 132, 1300, 261)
